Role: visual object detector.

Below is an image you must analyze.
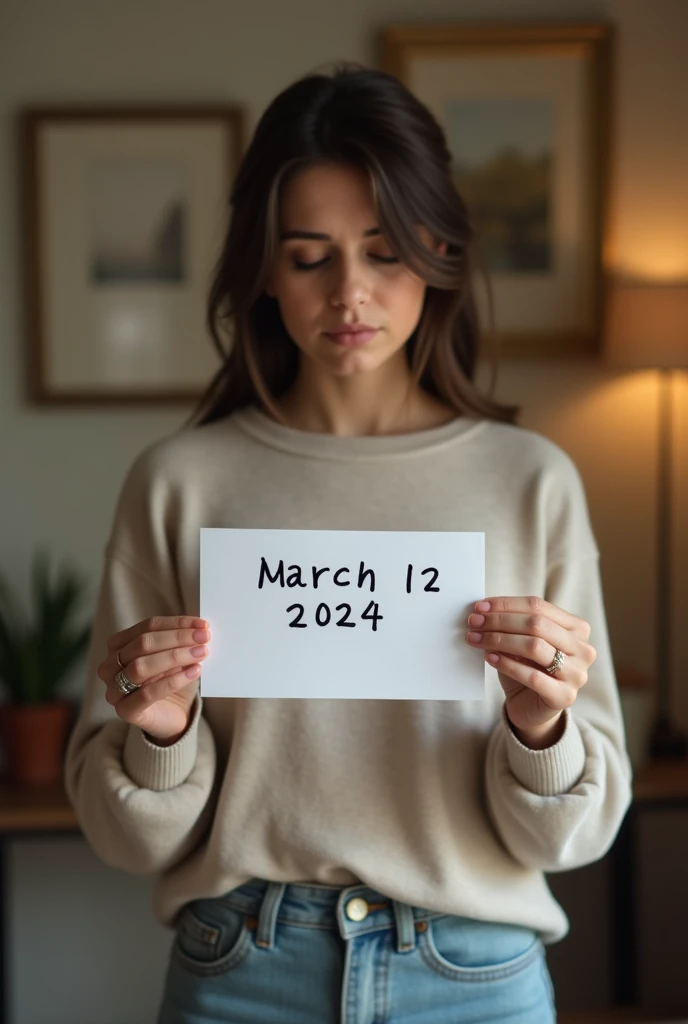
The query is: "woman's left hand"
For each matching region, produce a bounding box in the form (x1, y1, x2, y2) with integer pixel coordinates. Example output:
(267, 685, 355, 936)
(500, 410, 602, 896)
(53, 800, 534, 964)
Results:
(466, 596, 597, 749)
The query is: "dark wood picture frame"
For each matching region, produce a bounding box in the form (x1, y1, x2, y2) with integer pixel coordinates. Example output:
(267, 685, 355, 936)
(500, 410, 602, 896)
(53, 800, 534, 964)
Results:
(19, 105, 244, 404)
(378, 22, 613, 356)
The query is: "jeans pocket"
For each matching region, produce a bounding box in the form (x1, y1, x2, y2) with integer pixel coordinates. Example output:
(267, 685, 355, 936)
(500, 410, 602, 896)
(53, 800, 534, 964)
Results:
(173, 899, 252, 977)
(421, 915, 542, 982)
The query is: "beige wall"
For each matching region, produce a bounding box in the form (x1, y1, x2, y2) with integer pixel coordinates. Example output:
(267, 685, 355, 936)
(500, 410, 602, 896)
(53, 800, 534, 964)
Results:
(1, 0, 687, 1020)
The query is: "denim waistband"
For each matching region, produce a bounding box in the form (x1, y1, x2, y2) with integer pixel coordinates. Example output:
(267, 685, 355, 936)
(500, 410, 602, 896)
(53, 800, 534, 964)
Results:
(215, 878, 447, 954)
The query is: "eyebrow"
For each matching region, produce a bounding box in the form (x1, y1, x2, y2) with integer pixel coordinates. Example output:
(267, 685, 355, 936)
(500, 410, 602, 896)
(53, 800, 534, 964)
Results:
(279, 227, 381, 241)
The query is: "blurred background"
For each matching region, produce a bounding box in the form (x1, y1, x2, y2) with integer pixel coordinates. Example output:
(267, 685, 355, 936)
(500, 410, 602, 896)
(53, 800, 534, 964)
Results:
(1, 0, 687, 1021)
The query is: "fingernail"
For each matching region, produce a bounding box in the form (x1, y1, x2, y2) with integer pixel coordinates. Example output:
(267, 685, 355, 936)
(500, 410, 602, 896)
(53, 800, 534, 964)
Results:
(468, 614, 485, 628)
(475, 601, 491, 613)
(185, 664, 201, 678)
(467, 632, 483, 643)
(190, 645, 207, 658)
(192, 629, 210, 642)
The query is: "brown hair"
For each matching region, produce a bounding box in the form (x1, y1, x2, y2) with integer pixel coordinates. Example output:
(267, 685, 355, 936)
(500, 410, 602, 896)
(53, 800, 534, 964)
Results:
(192, 62, 520, 426)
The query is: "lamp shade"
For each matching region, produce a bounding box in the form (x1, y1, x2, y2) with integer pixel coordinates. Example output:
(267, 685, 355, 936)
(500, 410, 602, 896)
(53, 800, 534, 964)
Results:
(603, 280, 688, 369)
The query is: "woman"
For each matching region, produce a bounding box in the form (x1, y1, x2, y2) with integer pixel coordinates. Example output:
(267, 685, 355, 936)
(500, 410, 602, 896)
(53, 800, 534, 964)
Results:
(65, 62, 632, 1023)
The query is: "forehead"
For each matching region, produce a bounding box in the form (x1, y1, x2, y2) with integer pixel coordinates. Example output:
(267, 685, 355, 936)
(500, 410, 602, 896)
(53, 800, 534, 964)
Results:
(279, 162, 376, 226)
(276, 162, 436, 249)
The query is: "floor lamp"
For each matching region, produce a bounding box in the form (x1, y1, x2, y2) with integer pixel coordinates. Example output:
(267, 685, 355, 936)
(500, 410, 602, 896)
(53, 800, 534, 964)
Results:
(603, 280, 688, 759)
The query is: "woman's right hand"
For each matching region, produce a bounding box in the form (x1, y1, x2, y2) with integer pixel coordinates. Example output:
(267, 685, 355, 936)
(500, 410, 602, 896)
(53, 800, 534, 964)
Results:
(98, 616, 210, 746)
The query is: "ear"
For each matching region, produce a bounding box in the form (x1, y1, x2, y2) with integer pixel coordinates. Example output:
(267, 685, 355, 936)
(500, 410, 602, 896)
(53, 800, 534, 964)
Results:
(436, 240, 448, 257)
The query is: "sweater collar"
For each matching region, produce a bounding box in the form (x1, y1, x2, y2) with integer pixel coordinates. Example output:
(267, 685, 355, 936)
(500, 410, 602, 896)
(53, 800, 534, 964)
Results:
(231, 405, 487, 462)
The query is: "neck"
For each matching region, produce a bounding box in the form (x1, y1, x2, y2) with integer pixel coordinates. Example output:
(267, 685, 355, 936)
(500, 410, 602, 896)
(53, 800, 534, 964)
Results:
(273, 355, 455, 437)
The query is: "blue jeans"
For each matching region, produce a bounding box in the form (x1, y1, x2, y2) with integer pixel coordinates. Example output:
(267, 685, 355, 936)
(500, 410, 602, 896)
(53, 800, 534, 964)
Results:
(157, 878, 557, 1023)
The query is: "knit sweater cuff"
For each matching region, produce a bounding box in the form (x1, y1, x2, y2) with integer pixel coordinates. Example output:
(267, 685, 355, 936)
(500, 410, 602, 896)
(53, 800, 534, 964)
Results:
(501, 704, 586, 796)
(122, 694, 203, 791)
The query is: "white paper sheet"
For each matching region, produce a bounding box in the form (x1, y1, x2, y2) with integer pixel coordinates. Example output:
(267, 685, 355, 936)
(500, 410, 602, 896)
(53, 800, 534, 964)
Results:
(199, 528, 485, 700)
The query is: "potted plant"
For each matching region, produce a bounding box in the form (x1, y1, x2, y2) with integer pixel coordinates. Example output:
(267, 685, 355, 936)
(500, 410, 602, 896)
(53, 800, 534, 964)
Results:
(0, 550, 91, 786)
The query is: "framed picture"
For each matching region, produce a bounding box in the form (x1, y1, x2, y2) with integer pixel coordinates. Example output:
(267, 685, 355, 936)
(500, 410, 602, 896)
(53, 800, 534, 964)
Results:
(378, 23, 613, 356)
(19, 105, 244, 403)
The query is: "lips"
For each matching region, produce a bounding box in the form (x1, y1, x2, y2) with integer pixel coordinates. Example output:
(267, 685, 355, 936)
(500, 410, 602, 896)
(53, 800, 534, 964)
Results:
(325, 325, 379, 347)
(327, 323, 377, 335)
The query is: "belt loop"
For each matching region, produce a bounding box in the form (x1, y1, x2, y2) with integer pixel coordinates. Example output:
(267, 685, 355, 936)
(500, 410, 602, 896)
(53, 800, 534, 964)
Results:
(392, 899, 416, 953)
(255, 882, 286, 949)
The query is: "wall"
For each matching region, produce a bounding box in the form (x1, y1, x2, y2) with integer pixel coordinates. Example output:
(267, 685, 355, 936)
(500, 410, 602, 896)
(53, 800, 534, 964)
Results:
(1, 0, 687, 1020)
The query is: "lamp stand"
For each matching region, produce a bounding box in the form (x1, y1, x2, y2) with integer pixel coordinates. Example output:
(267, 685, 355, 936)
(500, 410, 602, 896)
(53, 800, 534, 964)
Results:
(648, 369, 687, 760)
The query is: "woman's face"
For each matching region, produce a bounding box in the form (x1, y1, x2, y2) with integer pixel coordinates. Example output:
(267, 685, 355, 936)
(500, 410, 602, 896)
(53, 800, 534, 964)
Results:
(265, 162, 445, 379)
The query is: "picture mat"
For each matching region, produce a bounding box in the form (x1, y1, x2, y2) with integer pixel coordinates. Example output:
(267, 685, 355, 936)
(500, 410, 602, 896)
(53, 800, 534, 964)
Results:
(39, 123, 226, 390)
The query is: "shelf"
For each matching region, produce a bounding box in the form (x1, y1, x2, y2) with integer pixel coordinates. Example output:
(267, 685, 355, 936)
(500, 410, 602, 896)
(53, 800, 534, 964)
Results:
(633, 758, 688, 802)
(0, 781, 79, 833)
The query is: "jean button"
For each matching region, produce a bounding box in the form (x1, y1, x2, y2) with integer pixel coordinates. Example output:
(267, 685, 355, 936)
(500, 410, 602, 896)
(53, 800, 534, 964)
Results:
(345, 897, 369, 922)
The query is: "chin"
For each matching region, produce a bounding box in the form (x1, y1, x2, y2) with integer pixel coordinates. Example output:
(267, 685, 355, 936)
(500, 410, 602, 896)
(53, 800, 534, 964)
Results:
(324, 340, 401, 376)
(326, 352, 382, 376)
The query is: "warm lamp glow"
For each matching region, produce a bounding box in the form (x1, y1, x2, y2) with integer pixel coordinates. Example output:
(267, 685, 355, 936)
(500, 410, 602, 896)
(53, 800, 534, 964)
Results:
(602, 277, 688, 759)
(606, 245, 688, 281)
(603, 280, 688, 369)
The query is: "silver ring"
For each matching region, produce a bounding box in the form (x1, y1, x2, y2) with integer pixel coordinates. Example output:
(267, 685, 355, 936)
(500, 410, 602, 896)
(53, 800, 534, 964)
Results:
(115, 669, 140, 695)
(545, 649, 567, 675)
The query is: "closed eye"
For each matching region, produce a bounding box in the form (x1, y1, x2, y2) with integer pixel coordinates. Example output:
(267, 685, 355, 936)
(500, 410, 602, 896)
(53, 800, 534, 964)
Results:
(293, 255, 400, 271)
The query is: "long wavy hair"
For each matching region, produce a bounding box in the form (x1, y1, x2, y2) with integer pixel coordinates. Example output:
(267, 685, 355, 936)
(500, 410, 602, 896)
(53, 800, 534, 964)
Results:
(192, 62, 520, 426)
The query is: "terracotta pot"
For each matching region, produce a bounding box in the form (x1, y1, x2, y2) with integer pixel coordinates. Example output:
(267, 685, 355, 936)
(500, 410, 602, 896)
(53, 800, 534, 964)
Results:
(0, 700, 74, 786)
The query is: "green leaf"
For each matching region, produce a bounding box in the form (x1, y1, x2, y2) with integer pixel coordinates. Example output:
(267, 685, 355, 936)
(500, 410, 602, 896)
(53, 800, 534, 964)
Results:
(0, 551, 92, 705)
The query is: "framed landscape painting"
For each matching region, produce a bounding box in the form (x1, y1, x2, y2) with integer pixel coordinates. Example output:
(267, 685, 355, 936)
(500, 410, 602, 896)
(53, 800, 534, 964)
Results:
(379, 23, 612, 356)
(20, 105, 244, 403)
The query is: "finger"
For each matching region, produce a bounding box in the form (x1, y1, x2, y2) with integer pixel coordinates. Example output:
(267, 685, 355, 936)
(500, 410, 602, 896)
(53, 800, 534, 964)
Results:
(106, 616, 208, 654)
(140, 663, 195, 687)
(468, 629, 561, 669)
(116, 643, 208, 689)
(475, 597, 588, 638)
(467, 611, 577, 656)
(117, 625, 211, 668)
(107, 661, 202, 711)
(113, 659, 200, 691)
(467, 626, 592, 673)
(105, 661, 186, 706)
(486, 652, 579, 709)
(486, 645, 589, 690)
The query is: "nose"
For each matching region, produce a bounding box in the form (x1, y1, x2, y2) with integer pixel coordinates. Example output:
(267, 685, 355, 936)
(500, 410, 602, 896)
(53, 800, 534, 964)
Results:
(328, 257, 371, 309)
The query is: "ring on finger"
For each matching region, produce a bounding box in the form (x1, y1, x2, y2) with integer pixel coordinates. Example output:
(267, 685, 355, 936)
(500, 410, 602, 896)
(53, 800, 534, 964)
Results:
(115, 668, 140, 696)
(116, 649, 126, 670)
(545, 648, 567, 676)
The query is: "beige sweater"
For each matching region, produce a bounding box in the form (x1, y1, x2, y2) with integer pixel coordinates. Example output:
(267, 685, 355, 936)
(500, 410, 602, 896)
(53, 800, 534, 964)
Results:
(64, 407, 632, 944)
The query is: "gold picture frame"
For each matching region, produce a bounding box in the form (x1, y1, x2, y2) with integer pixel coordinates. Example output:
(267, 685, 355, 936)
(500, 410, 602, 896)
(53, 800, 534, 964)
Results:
(378, 22, 613, 356)
(19, 105, 244, 404)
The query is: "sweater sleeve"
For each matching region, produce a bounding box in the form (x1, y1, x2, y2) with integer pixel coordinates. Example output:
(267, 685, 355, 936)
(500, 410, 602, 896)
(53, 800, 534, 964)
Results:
(64, 456, 218, 876)
(483, 452, 633, 872)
